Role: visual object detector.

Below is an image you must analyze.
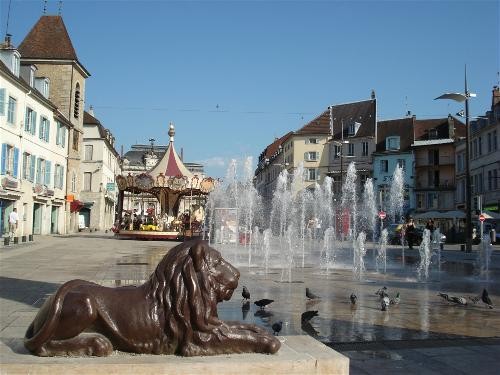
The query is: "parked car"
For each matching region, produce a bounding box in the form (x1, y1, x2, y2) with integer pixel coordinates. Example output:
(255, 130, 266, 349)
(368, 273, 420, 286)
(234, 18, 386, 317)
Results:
(387, 224, 446, 246)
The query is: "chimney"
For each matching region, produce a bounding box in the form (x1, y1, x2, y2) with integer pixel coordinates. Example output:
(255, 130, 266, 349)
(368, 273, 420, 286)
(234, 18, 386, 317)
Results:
(371, 89, 376, 99)
(448, 114, 455, 139)
(492, 86, 500, 108)
(4, 34, 11, 47)
(89, 105, 95, 117)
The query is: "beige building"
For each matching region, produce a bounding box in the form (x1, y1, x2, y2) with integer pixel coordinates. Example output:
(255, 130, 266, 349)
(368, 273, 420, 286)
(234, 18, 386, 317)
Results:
(80, 109, 121, 231)
(18, 15, 90, 233)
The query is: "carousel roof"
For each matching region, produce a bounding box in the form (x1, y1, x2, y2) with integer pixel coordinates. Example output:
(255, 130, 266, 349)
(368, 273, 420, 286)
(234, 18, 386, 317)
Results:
(148, 122, 193, 179)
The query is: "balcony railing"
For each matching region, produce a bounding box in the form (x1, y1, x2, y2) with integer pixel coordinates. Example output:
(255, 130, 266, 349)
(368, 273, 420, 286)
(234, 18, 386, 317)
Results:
(415, 156, 455, 167)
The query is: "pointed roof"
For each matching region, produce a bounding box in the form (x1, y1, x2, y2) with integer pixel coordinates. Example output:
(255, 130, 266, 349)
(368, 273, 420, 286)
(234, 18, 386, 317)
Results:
(18, 15, 89, 76)
(149, 123, 193, 178)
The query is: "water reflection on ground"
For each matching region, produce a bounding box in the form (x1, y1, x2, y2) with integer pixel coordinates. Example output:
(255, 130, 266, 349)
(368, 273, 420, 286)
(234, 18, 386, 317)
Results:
(107, 244, 499, 345)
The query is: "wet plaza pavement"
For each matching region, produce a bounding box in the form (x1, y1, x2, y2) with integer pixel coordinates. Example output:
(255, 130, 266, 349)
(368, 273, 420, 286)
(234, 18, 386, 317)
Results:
(1, 233, 500, 374)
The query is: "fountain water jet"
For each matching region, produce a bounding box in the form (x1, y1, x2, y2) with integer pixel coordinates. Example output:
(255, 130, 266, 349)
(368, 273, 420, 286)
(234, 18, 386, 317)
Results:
(417, 229, 431, 280)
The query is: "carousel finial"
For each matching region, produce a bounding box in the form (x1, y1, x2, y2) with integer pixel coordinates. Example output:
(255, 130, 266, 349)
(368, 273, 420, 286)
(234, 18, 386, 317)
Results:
(168, 122, 175, 142)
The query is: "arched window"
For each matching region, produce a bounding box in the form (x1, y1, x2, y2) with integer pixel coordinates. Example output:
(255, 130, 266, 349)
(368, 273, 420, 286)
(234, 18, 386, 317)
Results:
(74, 83, 80, 119)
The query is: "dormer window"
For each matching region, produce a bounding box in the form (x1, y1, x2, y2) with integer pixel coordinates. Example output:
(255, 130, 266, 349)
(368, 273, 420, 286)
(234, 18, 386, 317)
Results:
(348, 122, 362, 136)
(428, 129, 438, 139)
(11, 53, 20, 77)
(306, 138, 319, 144)
(29, 66, 35, 86)
(386, 136, 400, 150)
(35, 77, 50, 98)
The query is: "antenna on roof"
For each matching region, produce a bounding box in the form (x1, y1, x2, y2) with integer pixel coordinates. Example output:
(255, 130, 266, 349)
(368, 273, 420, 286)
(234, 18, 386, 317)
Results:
(58, 1, 63, 15)
(5, 0, 12, 37)
(405, 96, 412, 117)
(43, 0, 47, 14)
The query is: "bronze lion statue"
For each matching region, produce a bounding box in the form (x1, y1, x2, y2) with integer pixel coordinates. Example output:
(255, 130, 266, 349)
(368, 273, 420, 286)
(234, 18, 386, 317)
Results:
(24, 240, 280, 357)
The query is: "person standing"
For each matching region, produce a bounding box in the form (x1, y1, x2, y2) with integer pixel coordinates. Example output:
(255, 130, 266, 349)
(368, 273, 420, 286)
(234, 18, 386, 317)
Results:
(9, 207, 19, 240)
(406, 217, 416, 249)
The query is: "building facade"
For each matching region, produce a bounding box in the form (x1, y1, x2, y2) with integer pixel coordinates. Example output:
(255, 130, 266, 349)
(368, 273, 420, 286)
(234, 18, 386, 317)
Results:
(79, 109, 121, 231)
(18, 15, 90, 233)
(1, 35, 71, 238)
(372, 117, 416, 217)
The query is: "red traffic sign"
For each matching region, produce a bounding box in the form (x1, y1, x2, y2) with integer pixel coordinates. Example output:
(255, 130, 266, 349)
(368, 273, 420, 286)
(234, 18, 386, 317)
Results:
(378, 211, 387, 220)
(479, 214, 486, 222)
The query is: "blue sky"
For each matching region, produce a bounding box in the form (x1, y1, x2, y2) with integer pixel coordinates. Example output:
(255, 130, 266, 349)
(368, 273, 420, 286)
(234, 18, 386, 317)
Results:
(2, 0, 499, 178)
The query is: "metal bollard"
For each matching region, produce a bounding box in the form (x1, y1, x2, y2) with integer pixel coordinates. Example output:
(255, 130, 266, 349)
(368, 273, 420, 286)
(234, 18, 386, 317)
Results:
(491, 229, 497, 244)
(3, 237, 10, 246)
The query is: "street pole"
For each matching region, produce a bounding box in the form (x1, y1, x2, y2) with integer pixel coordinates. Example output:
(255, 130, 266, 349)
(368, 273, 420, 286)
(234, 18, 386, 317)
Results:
(464, 68, 472, 253)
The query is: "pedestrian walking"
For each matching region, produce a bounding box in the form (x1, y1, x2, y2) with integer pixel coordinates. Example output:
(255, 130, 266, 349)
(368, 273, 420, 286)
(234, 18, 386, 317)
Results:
(9, 208, 19, 240)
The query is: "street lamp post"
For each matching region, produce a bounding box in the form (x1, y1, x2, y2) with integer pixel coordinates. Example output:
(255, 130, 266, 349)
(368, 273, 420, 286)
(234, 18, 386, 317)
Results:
(435, 66, 476, 253)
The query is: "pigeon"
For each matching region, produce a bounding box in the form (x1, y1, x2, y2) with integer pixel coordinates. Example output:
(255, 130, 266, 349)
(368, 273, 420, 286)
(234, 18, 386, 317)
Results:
(306, 287, 320, 300)
(469, 295, 480, 304)
(272, 321, 283, 335)
(301, 310, 318, 323)
(375, 286, 389, 299)
(254, 298, 274, 309)
(242, 286, 250, 301)
(381, 296, 390, 311)
(438, 292, 467, 306)
(241, 301, 250, 320)
(350, 293, 357, 305)
(390, 292, 400, 305)
(481, 289, 493, 309)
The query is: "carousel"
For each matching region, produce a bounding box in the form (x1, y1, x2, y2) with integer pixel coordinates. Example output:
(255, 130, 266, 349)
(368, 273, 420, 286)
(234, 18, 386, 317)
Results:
(114, 123, 216, 240)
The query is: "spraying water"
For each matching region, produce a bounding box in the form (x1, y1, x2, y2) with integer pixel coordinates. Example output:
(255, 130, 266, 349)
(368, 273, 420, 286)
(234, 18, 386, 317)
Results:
(388, 165, 405, 223)
(353, 231, 367, 280)
(417, 229, 431, 280)
(377, 228, 388, 273)
(321, 227, 336, 273)
(478, 234, 492, 281)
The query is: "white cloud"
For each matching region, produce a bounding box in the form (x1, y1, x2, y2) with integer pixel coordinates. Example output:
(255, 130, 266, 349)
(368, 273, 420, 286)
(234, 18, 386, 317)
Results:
(199, 156, 227, 167)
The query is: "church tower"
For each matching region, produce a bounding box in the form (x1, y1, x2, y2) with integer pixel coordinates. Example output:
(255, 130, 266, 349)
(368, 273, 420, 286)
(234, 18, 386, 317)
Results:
(18, 15, 91, 232)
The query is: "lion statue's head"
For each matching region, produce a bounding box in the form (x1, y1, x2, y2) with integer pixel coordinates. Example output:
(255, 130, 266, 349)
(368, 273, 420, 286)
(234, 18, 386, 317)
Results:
(148, 240, 244, 354)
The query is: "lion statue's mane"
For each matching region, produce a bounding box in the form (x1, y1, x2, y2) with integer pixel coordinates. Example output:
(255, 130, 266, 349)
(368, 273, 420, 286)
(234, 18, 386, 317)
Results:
(24, 240, 280, 357)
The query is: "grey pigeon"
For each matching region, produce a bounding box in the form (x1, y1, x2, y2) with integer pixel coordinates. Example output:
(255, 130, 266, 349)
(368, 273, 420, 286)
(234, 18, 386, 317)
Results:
(438, 292, 467, 306)
(350, 293, 357, 305)
(272, 321, 283, 335)
(482, 289, 493, 309)
(242, 286, 250, 301)
(375, 286, 389, 299)
(301, 310, 318, 323)
(306, 287, 320, 300)
(390, 292, 400, 305)
(254, 298, 274, 309)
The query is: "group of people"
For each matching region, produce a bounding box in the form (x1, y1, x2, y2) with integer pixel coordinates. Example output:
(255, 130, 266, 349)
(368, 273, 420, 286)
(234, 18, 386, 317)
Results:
(403, 217, 436, 249)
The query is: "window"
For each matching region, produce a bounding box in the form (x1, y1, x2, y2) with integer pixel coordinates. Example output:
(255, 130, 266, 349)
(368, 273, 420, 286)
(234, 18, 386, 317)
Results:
(304, 151, 319, 161)
(56, 122, 66, 146)
(494, 169, 498, 190)
(71, 172, 77, 192)
(12, 54, 20, 76)
(428, 149, 439, 165)
(333, 145, 340, 159)
(494, 130, 498, 151)
(72, 130, 79, 151)
(22, 152, 36, 182)
(457, 153, 464, 173)
(417, 193, 424, 209)
(473, 139, 478, 158)
(39, 116, 50, 142)
(1, 144, 19, 177)
(54, 164, 64, 189)
(362, 142, 368, 156)
(24, 107, 37, 134)
(306, 168, 318, 181)
(7, 96, 16, 124)
(386, 136, 400, 150)
(488, 132, 492, 153)
(428, 129, 438, 139)
(380, 160, 388, 173)
(427, 192, 438, 209)
(306, 138, 319, 144)
(348, 143, 354, 156)
(74, 83, 80, 119)
(488, 170, 493, 191)
(348, 123, 355, 136)
(85, 145, 94, 161)
(35, 158, 46, 184)
(397, 159, 406, 170)
(478, 136, 482, 156)
(84, 172, 92, 191)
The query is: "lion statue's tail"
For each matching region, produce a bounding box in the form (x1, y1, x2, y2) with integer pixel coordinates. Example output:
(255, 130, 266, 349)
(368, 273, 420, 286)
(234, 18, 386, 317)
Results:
(24, 279, 87, 353)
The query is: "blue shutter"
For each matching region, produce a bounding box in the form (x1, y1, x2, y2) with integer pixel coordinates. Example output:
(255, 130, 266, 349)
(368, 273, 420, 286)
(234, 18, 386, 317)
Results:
(39, 118, 44, 139)
(12, 147, 19, 178)
(56, 123, 60, 145)
(45, 161, 51, 186)
(61, 127, 66, 146)
(36, 158, 41, 184)
(31, 111, 37, 135)
(0, 88, 5, 115)
(60, 166, 65, 188)
(45, 120, 50, 142)
(25, 108, 30, 132)
(30, 155, 36, 182)
(1, 144, 7, 174)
